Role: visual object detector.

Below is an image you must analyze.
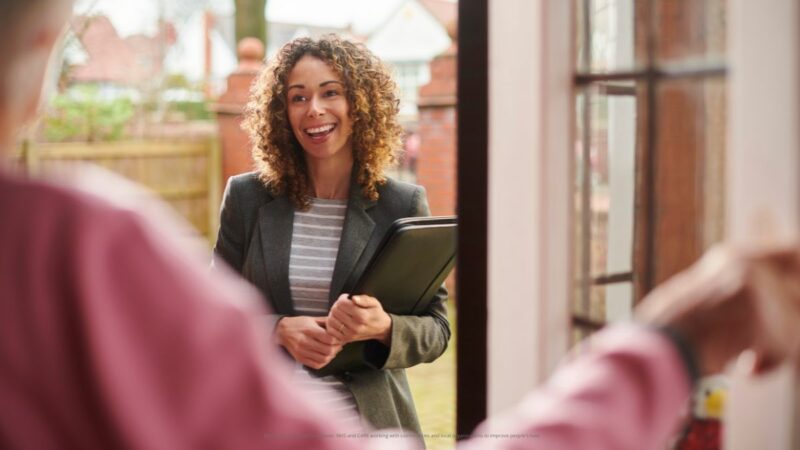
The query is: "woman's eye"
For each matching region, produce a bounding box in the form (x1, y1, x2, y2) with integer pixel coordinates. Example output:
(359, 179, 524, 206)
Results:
(324, 89, 340, 97)
(290, 95, 306, 103)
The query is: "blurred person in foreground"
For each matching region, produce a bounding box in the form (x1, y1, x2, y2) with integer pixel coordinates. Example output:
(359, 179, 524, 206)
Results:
(2, 0, 800, 449)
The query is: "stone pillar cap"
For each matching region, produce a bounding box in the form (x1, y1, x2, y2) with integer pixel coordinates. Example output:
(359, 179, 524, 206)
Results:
(238, 38, 265, 72)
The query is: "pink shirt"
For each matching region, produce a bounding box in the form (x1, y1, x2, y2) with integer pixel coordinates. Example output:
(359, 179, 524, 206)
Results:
(459, 326, 691, 450)
(0, 172, 690, 449)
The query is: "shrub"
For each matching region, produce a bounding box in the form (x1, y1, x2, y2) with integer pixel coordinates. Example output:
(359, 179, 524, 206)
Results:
(44, 84, 135, 142)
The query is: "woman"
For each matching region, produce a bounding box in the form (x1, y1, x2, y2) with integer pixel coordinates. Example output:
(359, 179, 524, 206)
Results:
(213, 35, 450, 435)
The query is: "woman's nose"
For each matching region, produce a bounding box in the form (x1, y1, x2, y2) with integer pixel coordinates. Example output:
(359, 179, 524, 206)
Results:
(307, 95, 324, 117)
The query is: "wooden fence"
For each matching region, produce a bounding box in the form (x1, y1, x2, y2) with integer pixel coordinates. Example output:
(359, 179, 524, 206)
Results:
(11, 139, 222, 244)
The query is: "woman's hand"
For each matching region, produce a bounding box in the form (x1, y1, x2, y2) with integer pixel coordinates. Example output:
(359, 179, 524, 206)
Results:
(326, 294, 393, 345)
(275, 316, 343, 369)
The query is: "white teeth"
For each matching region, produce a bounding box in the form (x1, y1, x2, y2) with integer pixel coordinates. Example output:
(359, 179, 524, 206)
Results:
(306, 124, 335, 134)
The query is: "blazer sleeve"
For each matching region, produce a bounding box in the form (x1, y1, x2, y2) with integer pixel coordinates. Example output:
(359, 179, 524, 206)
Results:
(213, 177, 286, 334)
(364, 186, 451, 370)
(213, 177, 245, 272)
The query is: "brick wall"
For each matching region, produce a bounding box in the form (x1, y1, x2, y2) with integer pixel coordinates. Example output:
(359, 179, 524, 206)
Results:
(417, 43, 458, 294)
(417, 45, 457, 217)
(212, 38, 264, 191)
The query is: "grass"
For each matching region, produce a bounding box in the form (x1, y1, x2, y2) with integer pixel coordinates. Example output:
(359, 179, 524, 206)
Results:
(406, 303, 457, 450)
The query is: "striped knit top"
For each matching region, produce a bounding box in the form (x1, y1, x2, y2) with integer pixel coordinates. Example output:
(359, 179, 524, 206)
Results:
(288, 197, 361, 429)
(289, 198, 346, 315)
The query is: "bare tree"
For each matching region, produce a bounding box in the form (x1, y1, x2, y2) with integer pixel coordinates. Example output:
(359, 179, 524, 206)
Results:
(234, 0, 267, 47)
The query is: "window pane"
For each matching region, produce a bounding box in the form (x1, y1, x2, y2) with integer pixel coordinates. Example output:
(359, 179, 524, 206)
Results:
(603, 282, 633, 323)
(655, 0, 727, 66)
(574, 83, 639, 328)
(571, 325, 595, 348)
(577, 0, 641, 73)
(575, 82, 638, 279)
(571, 281, 632, 345)
(651, 77, 726, 284)
(574, 93, 586, 293)
(390, 62, 430, 119)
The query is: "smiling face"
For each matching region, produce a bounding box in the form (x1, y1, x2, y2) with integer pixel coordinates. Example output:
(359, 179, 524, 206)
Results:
(286, 55, 354, 167)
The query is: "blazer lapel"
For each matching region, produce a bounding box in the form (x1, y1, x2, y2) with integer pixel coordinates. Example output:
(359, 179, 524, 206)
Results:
(258, 195, 296, 315)
(329, 182, 377, 302)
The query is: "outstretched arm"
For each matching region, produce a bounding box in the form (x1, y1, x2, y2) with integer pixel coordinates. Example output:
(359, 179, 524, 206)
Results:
(457, 243, 800, 450)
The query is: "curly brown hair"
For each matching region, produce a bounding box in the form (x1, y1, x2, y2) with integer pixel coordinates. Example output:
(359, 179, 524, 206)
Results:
(243, 35, 403, 210)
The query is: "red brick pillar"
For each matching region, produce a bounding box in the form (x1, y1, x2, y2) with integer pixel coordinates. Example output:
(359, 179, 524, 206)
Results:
(417, 38, 457, 294)
(417, 44, 457, 216)
(213, 38, 264, 188)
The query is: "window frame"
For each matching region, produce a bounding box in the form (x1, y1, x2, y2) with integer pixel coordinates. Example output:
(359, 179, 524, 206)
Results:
(572, 0, 728, 337)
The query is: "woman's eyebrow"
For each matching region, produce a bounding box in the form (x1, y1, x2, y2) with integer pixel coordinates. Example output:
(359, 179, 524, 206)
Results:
(287, 80, 342, 92)
(320, 80, 344, 87)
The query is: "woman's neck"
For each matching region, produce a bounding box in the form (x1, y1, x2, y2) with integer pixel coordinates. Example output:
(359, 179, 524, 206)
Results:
(306, 157, 353, 200)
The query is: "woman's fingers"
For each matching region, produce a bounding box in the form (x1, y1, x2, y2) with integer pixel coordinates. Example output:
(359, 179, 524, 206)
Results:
(277, 316, 343, 366)
(308, 321, 341, 345)
(298, 328, 342, 355)
(326, 295, 391, 345)
(297, 351, 330, 369)
(295, 340, 342, 368)
(326, 313, 355, 341)
(350, 295, 380, 308)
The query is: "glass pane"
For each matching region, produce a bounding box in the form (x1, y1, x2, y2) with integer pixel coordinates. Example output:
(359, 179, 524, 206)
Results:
(571, 325, 594, 348)
(577, 0, 641, 73)
(574, 92, 587, 316)
(575, 82, 638, 278)
(655, 0, 727, 65)
(604, 282, 633, 323)
(652, 77, 726, 284)
(574, 83, 639, 326)
(593, 282, 634, 324)
(571, 281, 632, 346)
(575, 0, 587, 71)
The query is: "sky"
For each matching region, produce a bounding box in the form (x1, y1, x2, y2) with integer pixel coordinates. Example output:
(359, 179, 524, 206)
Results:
(74, 0, 407, 37)
(69, 0, 449, 87)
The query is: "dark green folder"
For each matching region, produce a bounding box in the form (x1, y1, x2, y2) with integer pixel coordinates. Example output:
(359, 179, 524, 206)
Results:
(309, 216, 457, 376)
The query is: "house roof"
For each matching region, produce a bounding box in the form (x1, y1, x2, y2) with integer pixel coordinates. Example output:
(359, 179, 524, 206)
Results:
(418, 0, 457, 32)
(366, 0, 453, 62)
(69, 15, 176, 86)
(267, 21, 356, 57)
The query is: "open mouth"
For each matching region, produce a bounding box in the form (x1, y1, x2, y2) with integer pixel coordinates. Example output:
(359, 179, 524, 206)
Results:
(304, 124, 336, 139)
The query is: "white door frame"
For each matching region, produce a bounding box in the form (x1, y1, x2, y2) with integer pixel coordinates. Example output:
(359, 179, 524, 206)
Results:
(726, 0, 800, 448)
(486, 0, 573, 414)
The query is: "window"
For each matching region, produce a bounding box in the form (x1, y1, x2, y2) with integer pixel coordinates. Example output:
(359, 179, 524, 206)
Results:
(572, 0, 728, 342)
(390, 61, 431, 119)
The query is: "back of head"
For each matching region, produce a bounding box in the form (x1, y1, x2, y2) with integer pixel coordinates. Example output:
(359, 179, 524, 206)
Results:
(0, 0, 72, 148)
(0, 0, 57, 57)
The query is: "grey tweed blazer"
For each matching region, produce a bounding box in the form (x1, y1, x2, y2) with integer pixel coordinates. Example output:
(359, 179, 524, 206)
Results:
(213, 171, 450, 434)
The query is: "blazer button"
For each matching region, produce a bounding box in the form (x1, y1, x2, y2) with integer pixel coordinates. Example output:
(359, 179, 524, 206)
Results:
(342, 371, 354, 382)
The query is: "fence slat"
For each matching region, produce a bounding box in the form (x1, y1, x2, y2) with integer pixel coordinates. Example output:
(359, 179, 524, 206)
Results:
(15, 139, 222, 244)
(33, 141, 208, 159)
